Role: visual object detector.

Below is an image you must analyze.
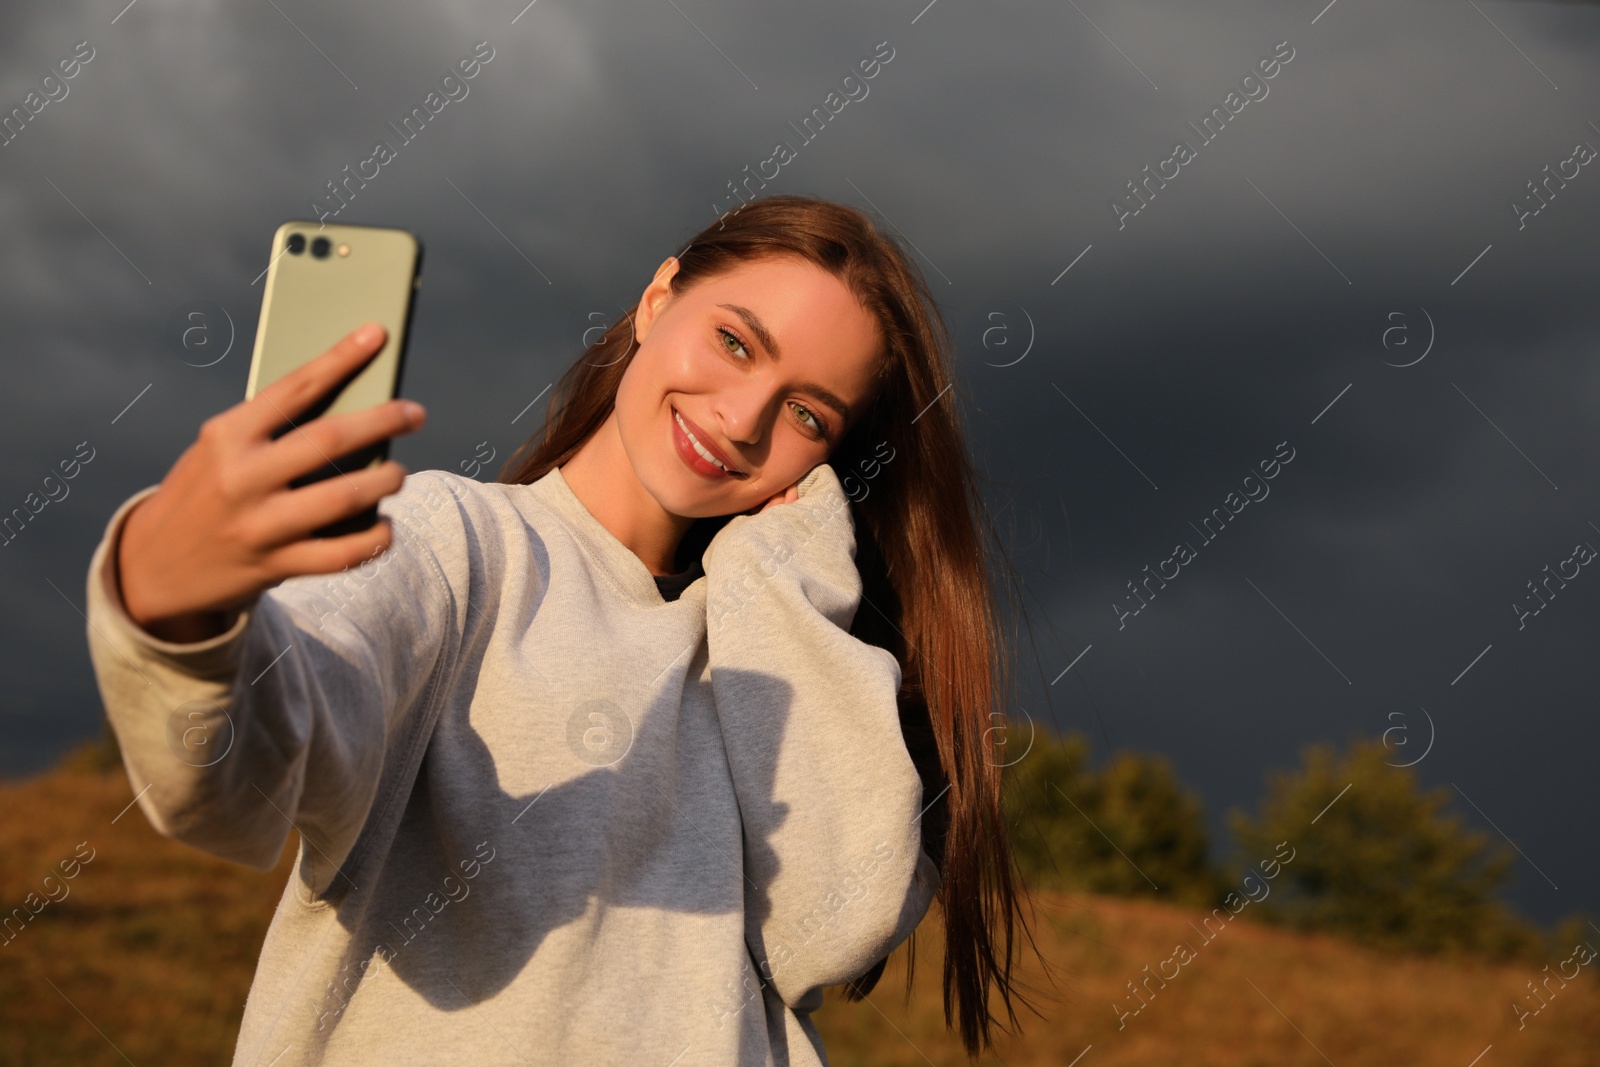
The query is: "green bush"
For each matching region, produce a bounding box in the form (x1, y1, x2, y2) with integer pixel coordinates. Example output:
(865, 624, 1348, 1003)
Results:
(1227, 737, 1544, 961)
(1003, 726, 1224, 908)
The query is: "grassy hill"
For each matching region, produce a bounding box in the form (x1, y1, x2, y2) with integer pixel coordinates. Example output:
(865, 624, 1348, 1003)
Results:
(3, 747, 1596, 1065)
(817, 891, 1600, 1066)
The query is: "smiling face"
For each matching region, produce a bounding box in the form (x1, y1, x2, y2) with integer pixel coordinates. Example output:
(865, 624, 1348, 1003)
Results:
(612, 253, 883, 519)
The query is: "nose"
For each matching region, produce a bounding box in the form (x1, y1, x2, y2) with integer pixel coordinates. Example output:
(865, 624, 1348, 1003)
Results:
(714, 379, 780, 447)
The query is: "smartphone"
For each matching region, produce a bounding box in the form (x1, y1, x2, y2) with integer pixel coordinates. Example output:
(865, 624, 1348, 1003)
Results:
(246, 221, 423, 538)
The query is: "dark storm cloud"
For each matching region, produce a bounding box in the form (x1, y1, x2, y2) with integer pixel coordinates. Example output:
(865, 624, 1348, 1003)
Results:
(1, 0, 1595, 924)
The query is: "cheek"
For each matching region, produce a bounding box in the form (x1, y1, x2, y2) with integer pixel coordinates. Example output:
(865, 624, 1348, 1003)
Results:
(609, 365, 666, 485)
(762, 437, 826, 490)
(614, 377, 641, 430)
(614, 352, 670, 437)
(625, 335, 710, 415)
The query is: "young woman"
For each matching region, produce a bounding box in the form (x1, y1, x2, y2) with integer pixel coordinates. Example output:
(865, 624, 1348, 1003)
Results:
(86, 195, 1036, 1064)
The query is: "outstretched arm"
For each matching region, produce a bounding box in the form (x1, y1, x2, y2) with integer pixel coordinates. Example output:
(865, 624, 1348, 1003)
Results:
(85, 471, 468, 891)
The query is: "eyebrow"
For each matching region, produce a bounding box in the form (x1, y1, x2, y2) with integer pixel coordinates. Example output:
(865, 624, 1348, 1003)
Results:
(717, 302, 853, 424)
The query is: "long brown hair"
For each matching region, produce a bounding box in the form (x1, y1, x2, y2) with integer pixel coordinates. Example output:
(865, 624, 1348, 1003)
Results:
(497, 194, 1042, 1055)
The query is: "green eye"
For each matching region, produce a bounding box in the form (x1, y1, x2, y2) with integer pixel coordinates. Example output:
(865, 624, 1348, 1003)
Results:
(791, 402, 827, 438)
(716, 326, 749, 360)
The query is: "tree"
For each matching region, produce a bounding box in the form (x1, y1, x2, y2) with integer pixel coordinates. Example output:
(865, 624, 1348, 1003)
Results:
(1003, 725, 1223, 908)
(1228, 737, 1542, 960)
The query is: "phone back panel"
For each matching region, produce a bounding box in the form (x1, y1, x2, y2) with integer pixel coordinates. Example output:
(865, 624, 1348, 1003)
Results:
(246, 221, 420, 415)
(246, 220, 421, 537)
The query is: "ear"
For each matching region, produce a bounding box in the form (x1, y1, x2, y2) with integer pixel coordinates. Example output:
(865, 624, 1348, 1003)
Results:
(634, 257, 681, 345)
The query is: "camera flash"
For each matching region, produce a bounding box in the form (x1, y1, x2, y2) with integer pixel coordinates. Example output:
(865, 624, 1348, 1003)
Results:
(337, 244, 350, 257)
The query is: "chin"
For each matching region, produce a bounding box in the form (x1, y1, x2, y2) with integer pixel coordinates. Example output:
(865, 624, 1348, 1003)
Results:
(638, 458, 750, 520)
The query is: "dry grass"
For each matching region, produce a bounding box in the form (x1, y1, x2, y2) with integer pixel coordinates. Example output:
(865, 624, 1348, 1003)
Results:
(817, 889, 1600, 1066)
(3, 749, 1596, 1065)
(0, 748, 296, 1065)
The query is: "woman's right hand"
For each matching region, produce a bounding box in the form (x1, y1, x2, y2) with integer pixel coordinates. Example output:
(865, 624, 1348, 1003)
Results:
(116, 322, 427, 643)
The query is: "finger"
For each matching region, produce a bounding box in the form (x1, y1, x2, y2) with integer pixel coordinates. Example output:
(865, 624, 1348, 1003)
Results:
(234, 322, 389, 441)
(250, 461, 409, 547)
(246, 397, 424, 491)
(264, 516, 398, 582)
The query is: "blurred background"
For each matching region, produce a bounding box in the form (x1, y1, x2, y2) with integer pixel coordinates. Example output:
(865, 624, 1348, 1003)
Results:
(2, 0, 1597, 1063)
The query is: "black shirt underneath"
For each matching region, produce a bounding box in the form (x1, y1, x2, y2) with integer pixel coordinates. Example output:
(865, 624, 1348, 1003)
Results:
(652, 559, 705, 603)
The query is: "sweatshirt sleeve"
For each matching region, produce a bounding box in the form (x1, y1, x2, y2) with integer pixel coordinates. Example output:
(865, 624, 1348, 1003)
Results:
(702, 461, 941, 1012)
(83, 471, 468, 889)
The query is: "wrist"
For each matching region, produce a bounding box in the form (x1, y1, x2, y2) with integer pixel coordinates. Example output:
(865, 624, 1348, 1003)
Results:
(114, 497, 238, 643)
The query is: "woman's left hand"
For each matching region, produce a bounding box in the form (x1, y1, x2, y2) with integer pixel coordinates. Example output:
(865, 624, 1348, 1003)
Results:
(754, 482, 800, 514)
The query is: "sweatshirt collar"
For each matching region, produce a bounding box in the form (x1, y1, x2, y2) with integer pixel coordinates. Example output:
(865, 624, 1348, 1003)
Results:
(528, 465, 698, 609)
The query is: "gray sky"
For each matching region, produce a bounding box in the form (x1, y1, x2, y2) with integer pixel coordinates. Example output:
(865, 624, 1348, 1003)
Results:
(1, 0, 1596, 927)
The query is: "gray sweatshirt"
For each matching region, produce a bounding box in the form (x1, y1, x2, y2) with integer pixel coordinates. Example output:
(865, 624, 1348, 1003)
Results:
(83, 460, 939, 1066)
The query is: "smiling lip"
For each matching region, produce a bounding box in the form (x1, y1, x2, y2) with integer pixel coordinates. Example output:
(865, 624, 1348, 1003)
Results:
(671, 406, 744, 478)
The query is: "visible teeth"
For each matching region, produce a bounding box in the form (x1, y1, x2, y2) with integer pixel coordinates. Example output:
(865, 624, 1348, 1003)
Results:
(675, 409, 730, 472)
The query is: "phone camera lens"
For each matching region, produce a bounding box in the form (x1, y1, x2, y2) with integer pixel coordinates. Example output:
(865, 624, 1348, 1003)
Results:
(287, 233, 306, 255)
(311, 237, 331, 259)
